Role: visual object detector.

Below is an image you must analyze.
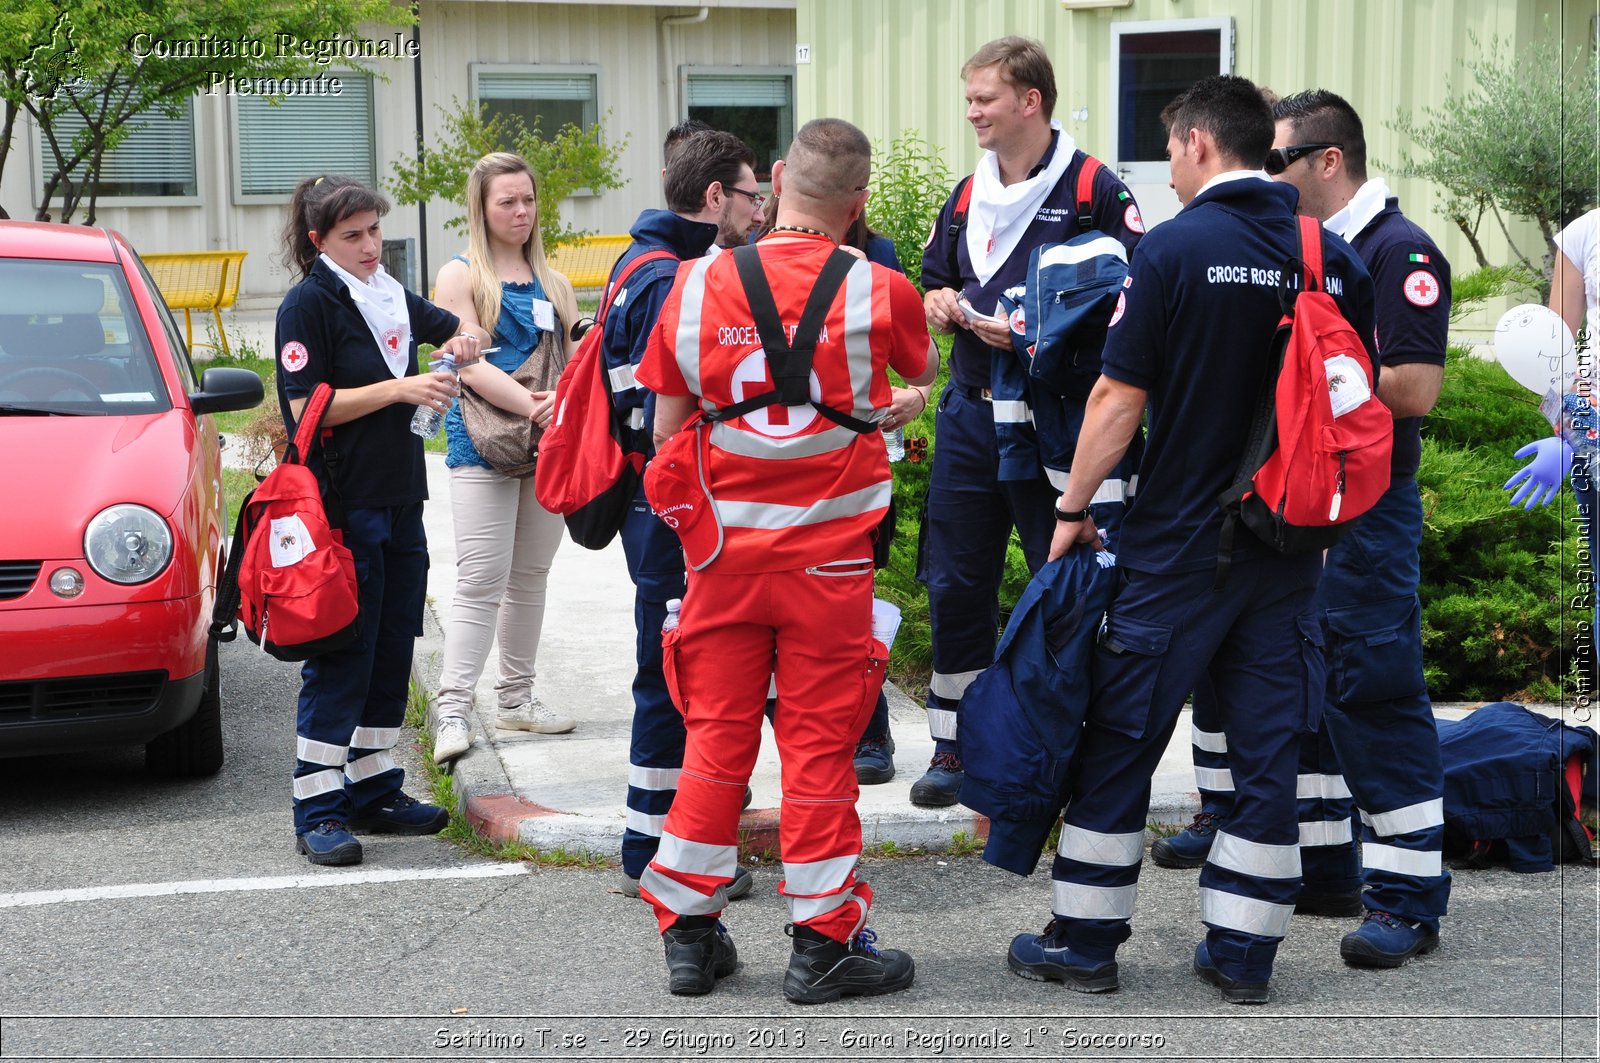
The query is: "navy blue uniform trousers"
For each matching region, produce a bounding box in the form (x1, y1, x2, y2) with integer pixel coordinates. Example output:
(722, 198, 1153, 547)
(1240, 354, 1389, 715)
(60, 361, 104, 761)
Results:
(918, 386, 1058, 747)
(292, 504, 427, 834)
(1051, 554, 1323, 984)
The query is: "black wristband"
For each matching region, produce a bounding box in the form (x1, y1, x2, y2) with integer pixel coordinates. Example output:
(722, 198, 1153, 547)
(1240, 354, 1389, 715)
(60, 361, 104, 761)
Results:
(1055, 505, 1090, 522)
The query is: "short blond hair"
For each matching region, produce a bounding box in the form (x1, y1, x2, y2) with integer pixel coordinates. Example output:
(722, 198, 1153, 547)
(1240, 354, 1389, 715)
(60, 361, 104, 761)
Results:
(961, 36, 1057, 119)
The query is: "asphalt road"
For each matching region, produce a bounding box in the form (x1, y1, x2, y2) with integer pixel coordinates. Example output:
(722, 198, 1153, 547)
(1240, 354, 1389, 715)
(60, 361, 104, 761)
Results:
(0, 639, 1595, 1062)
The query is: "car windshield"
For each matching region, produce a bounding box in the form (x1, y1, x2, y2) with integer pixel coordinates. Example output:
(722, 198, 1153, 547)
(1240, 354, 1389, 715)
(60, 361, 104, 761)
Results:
(0, 259, 169, 416)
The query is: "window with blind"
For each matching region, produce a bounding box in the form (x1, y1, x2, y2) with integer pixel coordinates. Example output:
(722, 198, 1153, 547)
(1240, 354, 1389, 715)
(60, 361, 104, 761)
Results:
(475, 67, 598, 144)
(39, 99, 197, 198)
(235, 75, 375, 197)
(685, 71, 793, 182)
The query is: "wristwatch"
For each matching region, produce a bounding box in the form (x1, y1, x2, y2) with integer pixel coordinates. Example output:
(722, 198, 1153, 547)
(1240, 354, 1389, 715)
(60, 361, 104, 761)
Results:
(1054, 505, 1090, 522)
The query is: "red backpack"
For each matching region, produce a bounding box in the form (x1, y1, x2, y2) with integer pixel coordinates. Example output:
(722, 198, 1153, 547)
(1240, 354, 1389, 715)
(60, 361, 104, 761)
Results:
(210, 383, 361, 660)
(535, 248, 676, 549)
(1217, 215, 1392, 580)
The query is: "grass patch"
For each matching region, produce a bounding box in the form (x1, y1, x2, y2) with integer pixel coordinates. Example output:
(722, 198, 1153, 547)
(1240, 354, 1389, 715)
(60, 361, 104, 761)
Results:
(1146, 819, 1181, 838)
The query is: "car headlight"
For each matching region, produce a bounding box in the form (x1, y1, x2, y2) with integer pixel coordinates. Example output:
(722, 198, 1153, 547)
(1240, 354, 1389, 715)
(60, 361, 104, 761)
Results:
(84, 504, 173, 584)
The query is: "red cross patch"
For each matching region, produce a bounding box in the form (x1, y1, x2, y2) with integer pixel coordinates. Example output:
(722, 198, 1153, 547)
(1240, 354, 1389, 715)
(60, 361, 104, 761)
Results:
(1124, 204, 1145, 234)
(1109, 290, 1127, 327)
(280, 340, 309, 373)
(1403, 269, 1439, 307)
(383, 327, 403, 352)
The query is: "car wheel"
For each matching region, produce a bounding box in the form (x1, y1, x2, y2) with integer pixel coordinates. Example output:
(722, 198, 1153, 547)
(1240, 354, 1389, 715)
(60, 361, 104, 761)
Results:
(146, 639, 225, 778)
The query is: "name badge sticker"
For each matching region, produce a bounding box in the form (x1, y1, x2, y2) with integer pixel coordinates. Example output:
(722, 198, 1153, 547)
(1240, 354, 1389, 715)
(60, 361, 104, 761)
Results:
(532, 298, 556, 332)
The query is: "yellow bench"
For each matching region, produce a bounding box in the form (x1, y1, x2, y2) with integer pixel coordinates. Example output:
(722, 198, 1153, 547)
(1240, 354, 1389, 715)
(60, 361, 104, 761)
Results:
(141, 251, 248, 355)
(546, 234, 631, 291)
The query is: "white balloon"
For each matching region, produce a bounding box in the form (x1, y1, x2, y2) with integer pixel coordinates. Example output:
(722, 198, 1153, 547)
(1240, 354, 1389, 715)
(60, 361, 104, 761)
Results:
(1493, 303, 1577, 396)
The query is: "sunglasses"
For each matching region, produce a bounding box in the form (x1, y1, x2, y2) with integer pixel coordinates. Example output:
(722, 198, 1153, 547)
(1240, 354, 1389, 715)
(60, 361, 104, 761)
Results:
(727, 186, 766, 208)
(1265, 143, 1342, 175)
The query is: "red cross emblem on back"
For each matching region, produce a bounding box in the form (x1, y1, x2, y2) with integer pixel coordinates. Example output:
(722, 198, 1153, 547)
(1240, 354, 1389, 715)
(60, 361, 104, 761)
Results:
(740, 356, 789, 427)
(1403, 269, 1439, 307)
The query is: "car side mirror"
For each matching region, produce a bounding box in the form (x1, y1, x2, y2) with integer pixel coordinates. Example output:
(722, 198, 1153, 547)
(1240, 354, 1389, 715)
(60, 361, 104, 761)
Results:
(189, 366, 264, 417)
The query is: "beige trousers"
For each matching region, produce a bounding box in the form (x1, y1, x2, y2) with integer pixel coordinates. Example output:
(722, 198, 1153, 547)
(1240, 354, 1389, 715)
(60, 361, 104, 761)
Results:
(436, 463, 564, 722)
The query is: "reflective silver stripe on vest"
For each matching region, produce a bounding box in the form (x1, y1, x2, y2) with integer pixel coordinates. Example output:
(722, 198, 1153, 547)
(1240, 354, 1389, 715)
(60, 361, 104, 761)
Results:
(717, 480, 890, 530)
(709, 421, 861, 459)
(992, 399, 1032, 424)
(296, 737, 347, 767)
(843, 256, 876, 413)
(292, 768, 344, 800)
(655, 831, 738, 877)
(1360, 797, 1444, 838)
(1208, 830, 1302, 879)
(1052, 880, 1137, 921)
(1296, 772, 1353, 801)
(1199, 886, 1294, 939)
(927, 706, 958, 741)
(1057, 824, 1144, 867)
(1363, 842, 1442, 877)
(1194, 766, 1235, 792)
(781, 853, 858, 897)
(1038, 235, 1129, 269)
(626, 408, 645, 430)
(629, 765, 681, 791)
(928, 669, 983, 701)
(1192, 724, 1228, 754)
(674, 255, 718, 397)
(1299, 818, 1353, 847)
(608, 363, 639, 393)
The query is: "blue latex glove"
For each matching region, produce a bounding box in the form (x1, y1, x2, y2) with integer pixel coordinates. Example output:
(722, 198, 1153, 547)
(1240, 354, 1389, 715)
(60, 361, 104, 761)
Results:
(1504, 436, 1573, 509)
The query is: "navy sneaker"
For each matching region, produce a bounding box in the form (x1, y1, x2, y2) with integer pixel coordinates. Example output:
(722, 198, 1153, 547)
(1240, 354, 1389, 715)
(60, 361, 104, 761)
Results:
(295, 820, 362, 867)
(1007, 919, 1119, 992)
(662, 915, 738, 996)
(1150, 810, 1221, 869)
(1193, 940, 1270, 1005)
(346, 791, 449, 836)
(783, 924, 914, 1004)
(909, 751, 963, 807)
(623, 865, 754, 901)
(1340, 910, 1440, 968)
(854, 735, 896, 785)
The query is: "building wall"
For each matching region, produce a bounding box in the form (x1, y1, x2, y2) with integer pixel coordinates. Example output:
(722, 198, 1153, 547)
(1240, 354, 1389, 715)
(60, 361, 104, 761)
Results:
(0, 1, 796, 308)
(796, 0, 1596, 329)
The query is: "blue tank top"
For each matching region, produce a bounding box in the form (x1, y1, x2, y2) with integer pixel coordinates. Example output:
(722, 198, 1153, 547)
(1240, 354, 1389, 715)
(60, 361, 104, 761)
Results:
(444, 265, 554, 469)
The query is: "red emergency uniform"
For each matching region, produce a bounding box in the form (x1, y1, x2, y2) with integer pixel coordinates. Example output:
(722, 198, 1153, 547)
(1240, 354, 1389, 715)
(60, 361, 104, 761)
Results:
(634, 231, 929, 941)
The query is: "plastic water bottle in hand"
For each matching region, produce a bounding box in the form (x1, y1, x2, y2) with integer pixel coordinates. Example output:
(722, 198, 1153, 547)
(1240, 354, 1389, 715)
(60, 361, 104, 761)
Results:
(409, 353, 459, 437)
(883, 425, 905, 462)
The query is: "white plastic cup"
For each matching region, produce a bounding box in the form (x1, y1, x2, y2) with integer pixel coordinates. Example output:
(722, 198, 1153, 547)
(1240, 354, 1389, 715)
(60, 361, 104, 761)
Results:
(871, 598, 902, 650)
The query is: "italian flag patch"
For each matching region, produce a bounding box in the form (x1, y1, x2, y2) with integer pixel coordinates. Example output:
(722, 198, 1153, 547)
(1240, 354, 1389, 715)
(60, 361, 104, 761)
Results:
(1409, 253, 1431, 263)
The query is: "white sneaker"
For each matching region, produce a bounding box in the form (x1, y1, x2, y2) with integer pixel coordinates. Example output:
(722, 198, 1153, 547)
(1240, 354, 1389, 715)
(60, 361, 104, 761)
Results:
(433, 717, 472, 764)
(496, 697, 577, 735)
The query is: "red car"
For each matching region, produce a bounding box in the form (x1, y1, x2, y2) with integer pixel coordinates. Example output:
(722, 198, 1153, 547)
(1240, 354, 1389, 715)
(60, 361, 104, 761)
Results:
(0, 222, 263, 776)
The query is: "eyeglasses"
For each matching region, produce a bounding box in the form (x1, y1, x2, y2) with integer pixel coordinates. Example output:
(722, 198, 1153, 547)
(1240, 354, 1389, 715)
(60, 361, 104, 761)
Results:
(727, 186, 766, 208)
(1265, 143, 1342, 175)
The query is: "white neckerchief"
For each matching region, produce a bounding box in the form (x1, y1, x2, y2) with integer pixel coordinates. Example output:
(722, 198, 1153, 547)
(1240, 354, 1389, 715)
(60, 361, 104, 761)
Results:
(1325, 177, 1393, 242)
(320, 253, 411, 378)
(965, 121, 1077, 286)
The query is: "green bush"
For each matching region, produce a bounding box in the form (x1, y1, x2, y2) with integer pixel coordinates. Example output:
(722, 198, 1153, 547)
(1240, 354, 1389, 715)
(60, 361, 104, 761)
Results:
(866, 131, 953, 291)
(1417, 345, 1582, 700)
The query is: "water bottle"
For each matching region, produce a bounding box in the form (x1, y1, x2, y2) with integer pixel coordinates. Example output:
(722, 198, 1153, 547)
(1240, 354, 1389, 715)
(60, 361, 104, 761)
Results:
(409, 353, 459, 437)
(662, 598, 682, 634)
(883, 425, 905, 462)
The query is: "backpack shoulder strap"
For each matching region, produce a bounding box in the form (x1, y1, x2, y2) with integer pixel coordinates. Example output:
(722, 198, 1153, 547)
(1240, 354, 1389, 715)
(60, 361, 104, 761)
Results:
(946, 176, 976, 239)
(286, 383, 335, 466)
(1298, 214, 1325, 292)
(708, 246, 873, 433)
(598, 249, 677, 328)
(1074, 155, 1103, 229)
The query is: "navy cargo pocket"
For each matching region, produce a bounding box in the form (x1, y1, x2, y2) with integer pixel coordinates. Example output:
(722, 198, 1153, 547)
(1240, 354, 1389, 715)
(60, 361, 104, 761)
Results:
(1296, 613, 1327, 734)
(1324, 594, 1426, 705)
(1091, 612, 1173, 740)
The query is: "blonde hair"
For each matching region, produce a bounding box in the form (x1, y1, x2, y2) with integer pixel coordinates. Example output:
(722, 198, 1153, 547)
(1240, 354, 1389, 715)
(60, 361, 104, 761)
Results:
(463, 153, 578, 344)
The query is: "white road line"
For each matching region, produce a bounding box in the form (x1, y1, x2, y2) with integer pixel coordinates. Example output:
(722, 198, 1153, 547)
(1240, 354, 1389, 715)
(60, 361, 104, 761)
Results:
(0, 862, 529, 909)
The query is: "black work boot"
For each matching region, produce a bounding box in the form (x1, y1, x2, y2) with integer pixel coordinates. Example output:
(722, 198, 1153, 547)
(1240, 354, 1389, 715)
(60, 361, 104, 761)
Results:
(783, 923, 915, 1004)
(661, 915, 738, 996)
